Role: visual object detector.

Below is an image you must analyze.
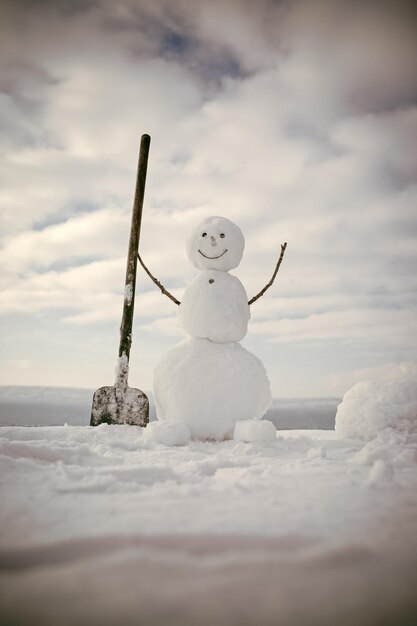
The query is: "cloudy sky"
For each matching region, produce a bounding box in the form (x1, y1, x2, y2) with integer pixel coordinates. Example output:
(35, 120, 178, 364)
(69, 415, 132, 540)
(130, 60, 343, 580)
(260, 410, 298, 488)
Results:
(1, 0, 416, 398)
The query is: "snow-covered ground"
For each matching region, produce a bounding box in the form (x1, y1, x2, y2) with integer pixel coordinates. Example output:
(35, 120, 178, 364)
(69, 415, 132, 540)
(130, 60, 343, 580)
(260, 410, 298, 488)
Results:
(0, 386, 416, 625)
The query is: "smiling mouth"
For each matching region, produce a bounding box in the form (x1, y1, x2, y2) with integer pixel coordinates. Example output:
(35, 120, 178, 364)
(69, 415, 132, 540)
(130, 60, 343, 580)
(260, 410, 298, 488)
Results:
(198, 249, 228, 259)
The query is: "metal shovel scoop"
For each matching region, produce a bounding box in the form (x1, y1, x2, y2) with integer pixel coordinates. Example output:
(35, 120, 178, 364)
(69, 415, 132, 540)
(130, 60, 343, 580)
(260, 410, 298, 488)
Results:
(90, 134, 151, 426)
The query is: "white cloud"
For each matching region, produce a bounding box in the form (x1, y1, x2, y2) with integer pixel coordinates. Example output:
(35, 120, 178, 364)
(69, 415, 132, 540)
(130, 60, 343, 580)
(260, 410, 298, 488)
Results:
(251, 308, 417, 351)
(140, 315, 182, 338)
(328, 361, 417, 396)
(0, 208, 130, 274)
(8, 358, 33, 371)
(0, 258, 123, 314)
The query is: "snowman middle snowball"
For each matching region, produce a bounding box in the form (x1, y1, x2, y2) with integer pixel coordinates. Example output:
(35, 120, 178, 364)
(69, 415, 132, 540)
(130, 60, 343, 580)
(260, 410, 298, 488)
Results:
(153, 216, 272, 441)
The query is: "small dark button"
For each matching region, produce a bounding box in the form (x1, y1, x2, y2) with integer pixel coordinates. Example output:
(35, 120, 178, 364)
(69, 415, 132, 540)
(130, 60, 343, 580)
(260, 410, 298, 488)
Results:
(209, 279, 215, 284)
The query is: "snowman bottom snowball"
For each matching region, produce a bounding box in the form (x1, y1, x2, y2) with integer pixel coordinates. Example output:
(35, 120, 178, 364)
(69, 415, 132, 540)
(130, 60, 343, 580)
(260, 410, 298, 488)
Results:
(153, 338, 272, 441)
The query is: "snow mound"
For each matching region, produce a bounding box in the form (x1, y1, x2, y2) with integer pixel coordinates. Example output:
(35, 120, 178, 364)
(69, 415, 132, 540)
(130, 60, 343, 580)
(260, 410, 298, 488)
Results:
(234, 419, 276, 443)
(349, 428, 417, 470)
(335, 378, 417, 440)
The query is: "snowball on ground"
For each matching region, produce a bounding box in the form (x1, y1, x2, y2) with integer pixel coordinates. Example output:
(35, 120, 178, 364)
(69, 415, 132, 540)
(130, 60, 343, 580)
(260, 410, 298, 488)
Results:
(142, 421, 191, 446)
(153, 338, 272, 441)
(178, 271, 250, 343)
(335, 378, 417, 440)
(234, 419, 276, 443)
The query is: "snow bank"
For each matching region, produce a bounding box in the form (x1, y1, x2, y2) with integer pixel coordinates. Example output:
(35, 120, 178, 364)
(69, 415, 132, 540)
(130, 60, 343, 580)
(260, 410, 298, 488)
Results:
(348, 428, 417, 487)
(335, 378, 417, 440)
(335, 378, 417, 482)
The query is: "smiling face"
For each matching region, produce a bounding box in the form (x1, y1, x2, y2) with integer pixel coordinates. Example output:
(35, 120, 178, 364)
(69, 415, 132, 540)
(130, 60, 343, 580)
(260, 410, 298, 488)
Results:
(186, 216, 245, 271)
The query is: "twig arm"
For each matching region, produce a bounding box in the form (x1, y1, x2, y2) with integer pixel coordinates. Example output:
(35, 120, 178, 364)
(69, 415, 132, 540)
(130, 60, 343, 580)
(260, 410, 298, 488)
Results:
(138, 253, 181, 306)
(248, 242, 287, 305)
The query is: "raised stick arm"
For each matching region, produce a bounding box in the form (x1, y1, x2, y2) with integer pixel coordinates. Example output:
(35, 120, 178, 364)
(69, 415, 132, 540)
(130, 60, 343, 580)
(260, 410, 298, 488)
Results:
(248, 242, 287, 305)
(137, 253, 181, 306)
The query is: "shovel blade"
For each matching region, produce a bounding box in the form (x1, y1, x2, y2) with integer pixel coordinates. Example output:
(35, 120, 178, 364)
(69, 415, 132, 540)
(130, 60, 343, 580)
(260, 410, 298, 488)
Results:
(90, 386, 149, 426)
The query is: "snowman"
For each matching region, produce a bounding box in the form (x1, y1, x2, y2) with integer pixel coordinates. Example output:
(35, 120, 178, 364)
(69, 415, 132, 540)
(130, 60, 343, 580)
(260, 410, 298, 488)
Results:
(141, 216, 286, 442)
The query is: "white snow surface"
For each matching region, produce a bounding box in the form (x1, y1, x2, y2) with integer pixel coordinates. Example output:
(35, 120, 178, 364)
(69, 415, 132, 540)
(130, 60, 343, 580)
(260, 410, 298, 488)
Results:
(186, 216, 245, 271)
(153, 338, 272, 440)
(178, 270, 250, 342)
(335, 378, 417, 440)
(0, 420, 416, 625)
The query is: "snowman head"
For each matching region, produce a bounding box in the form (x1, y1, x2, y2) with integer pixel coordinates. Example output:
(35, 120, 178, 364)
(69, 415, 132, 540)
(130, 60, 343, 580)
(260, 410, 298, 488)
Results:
(186, 216, 245, 271)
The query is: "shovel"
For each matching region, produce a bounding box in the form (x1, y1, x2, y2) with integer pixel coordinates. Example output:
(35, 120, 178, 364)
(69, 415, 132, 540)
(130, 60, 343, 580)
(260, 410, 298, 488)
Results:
(90, 134, 151, 426)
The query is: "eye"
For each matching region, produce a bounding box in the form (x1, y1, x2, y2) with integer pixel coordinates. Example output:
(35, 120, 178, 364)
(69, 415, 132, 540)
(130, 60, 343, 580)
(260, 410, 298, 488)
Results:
(202, 232, 207, 237)
(220, 233, 225, 238)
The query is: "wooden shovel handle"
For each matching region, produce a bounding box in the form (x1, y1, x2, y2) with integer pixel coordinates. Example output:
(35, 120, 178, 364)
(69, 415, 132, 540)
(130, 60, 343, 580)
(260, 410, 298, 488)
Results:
(119, 134, 151, 362)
